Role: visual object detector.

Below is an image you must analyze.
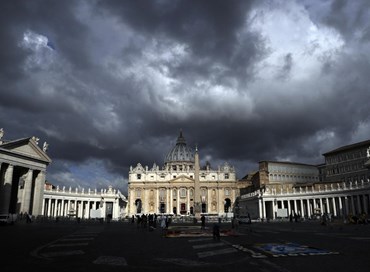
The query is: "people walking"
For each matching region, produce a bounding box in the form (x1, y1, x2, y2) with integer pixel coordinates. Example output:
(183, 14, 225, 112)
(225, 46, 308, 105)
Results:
(213, 223, 220, 240)
(200, 215, 206, 230)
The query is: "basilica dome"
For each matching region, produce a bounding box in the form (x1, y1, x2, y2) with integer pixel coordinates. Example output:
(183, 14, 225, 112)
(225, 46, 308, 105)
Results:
(165, 131, 195, 164)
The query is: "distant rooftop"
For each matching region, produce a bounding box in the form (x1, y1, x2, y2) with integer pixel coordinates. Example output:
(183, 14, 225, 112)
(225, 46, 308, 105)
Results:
(323, 139, 370, 156)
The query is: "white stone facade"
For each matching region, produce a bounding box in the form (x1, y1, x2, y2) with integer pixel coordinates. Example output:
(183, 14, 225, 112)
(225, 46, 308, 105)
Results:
(127, 131, 241, 217)
(43, 184, 127, 220)
(0, 131, 51, 216)
(238, 179, 370, 221)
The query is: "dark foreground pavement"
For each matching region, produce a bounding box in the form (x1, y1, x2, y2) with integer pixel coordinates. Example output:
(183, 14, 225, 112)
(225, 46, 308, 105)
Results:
(1, 219, 370, 272)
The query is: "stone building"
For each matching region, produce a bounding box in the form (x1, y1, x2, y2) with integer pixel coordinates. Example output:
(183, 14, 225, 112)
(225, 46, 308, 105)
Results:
(127, 131, 242, 218)
(236, 140, 370, 221)
(0, 128, 51, 216)
(323, 139, 370, 182)
(43, 184, 127, 220)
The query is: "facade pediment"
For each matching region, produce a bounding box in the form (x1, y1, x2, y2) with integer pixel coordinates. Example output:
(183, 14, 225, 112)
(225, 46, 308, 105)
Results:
(0, 137, 51, 163)
(171, 175, 194, 183)
(132, 163, 145, 173)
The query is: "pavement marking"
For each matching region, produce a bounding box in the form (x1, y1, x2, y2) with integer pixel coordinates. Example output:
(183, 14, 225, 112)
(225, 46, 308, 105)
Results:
(188, 238, 214, 243)
(60, 238, 95, 241)
(232, 244, 267, 258)
(253, 243, 339, 257)
(41, 250, 85, 257)
(197, 248, 238, 258)
(193, 242, 224, 249)
(155, 258, 209, 266)
(48, 242, 89, 248)
(68, 233, 98, 237)
(93, 256, 127, 266)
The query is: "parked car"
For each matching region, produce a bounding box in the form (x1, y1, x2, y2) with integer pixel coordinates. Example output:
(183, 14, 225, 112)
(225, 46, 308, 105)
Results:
(0, 214, 17, 225)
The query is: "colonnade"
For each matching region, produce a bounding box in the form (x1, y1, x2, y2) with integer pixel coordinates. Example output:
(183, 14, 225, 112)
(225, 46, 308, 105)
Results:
(43, 185, 126, 220)
(239, 180, 370, 220)
(0, 163, 46, 216)
(261, 193, 370, 220)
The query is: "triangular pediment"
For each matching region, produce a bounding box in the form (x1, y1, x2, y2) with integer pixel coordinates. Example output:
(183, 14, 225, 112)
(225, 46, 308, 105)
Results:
(171, 175, 194, 183)
(0, 137, 52, 163)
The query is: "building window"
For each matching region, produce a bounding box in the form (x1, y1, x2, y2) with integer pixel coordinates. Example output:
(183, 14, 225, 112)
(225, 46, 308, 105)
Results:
(225, 173, 229, 179)
(180, 188, 186, 198)
(201, 189, 207, 196)
(135, 190, 141, 198)
(137, 174, 141, 180)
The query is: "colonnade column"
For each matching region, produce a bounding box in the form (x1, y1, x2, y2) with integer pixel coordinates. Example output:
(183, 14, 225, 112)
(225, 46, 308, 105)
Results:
(356, 195, 362, 214)
(272, 200, 276, 220)
(294, 200, 297, 214)
(338, 197, 343, 217)
(344, 197, 349, 216)
(363, 194, 368, 214)
(187, 188, 190, 214)
(332, 197, 337, 216)
(300, 199, 304, 217)
(67, 200, 71, 216)
(21, 169, 33, 214)
(258, 198, 263, 219)
(169, 188, 173, 212)
(177, 189, 180, 214)
(33, 171, 45, 216)
(350, 196, 355, 214)
(326, 198, 330, 214)
(0, 164, 13, 214)
(307, 199, 311, 218)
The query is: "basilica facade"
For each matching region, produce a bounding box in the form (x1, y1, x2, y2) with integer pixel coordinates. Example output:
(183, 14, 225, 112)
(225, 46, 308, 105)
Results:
(127, 131, 242, 217)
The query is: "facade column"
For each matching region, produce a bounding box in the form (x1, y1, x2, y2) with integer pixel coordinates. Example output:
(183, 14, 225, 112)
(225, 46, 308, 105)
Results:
(356, 195, 362, 214)
(169, 188, 173, 214)
(300, 199, 304, 217)
(33, 171, 46, 216)
(344, 196, 349, 216)
(41, 198, 45, 216)
(0, 164, 14, 214)
(21, 169, 33, 214)
(177, 189, 180, 215)
(332, 197, 337, 217)
(319, 198, 323, 214)
(272, 200, 276, 220)
(326, 198, 330, 214)
(47, 198, 52, 217)
(294, 199, 297, 214)
(187, 188, 190, 214)
(52, 200, 56, 217)
(350, 195, 355, 214)
(258, 198, 263, 219)
(307, 198, 312, 218)
(287, 200, 291, 215)
(338, 197, 343, 217)
(363, 194, 368, 214)
(67, 200, 71, 217)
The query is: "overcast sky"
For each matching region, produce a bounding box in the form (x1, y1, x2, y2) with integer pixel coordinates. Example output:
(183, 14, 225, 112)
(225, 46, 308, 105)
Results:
(1, 0, 370, 194)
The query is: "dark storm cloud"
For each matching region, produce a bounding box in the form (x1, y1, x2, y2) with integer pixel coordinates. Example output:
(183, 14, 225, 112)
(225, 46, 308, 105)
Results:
(97, 0, 264, 85)
(1, 0, 370, 194)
